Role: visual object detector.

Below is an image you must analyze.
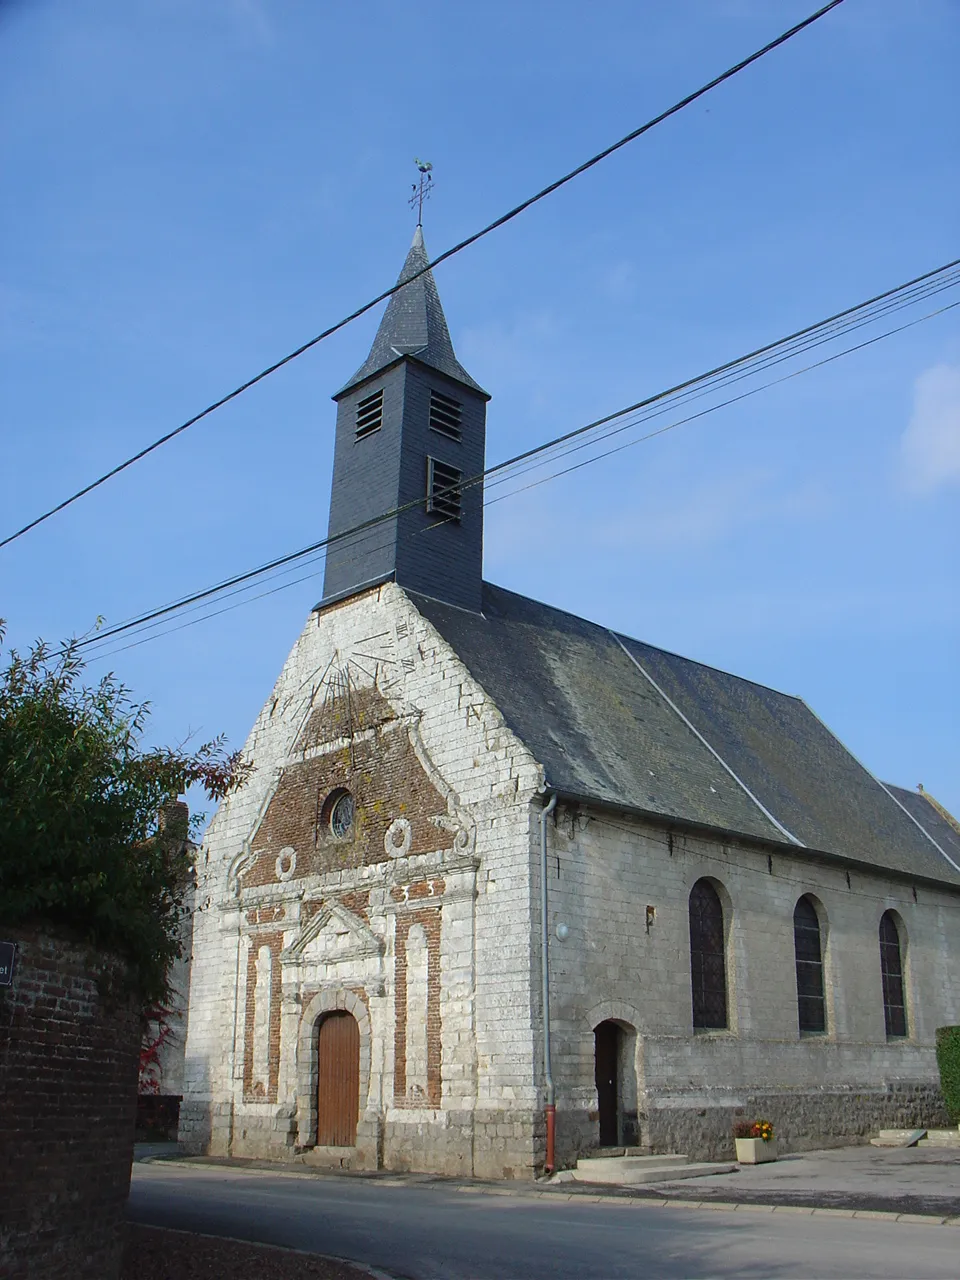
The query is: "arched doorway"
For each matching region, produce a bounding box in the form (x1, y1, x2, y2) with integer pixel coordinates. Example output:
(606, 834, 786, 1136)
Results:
(594, 1021, 621, 1146)
(317, 1011, 360, 1146)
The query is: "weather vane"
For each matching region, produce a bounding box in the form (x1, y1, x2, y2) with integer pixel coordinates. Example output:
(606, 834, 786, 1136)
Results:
(409, 158, 433, 225)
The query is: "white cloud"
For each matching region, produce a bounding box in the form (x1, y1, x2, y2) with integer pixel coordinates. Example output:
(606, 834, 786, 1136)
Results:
(900, 364, 960, 494)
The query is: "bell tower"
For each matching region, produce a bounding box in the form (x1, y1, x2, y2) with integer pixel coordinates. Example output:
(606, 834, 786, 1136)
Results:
(321, 226, 489, 613)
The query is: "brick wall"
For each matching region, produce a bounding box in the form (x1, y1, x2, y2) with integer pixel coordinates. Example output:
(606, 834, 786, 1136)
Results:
(0, 928, 140, 1280)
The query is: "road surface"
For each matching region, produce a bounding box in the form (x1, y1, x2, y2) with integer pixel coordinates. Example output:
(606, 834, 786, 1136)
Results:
(129, 1162, 958, 1279)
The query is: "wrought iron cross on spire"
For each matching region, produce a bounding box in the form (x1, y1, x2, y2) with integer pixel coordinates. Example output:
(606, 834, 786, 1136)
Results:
(409, 158, 433, 225)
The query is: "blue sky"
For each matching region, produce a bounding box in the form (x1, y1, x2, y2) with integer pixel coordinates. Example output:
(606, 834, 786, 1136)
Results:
(1, 0, 958, 820)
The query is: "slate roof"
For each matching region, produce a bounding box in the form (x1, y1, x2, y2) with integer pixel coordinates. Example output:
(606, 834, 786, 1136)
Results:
(336, 226, 488, 399)
(885, 784, 960, 874)
(410, 581, 960, 890)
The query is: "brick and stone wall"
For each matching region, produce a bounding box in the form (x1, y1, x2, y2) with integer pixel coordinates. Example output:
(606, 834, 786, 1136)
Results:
(179, 580, 960, 1180)
(0, 928, 140, 1280)
(180, 582, 544, 1179)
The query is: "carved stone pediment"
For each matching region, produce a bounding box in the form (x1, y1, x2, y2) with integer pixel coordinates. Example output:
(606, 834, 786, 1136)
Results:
(281, 902, 383, 968)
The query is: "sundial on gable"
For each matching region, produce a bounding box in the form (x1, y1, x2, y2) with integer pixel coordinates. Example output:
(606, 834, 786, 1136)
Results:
(291, 628, 410, 749)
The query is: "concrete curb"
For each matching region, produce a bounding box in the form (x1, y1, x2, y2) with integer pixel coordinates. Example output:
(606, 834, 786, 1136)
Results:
(135, 1159, 960, 1226)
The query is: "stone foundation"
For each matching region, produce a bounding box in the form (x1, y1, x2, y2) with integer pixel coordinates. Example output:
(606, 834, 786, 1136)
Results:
(644, 1082, 951, 1161)
(181, 1100, 540, 1178)
(552, 1081, 950, 1168)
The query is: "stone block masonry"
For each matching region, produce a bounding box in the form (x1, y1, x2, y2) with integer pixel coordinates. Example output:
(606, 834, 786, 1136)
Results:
(545, 805, 960, 1168)
(0, 928, 141, 1280)
(180, 582, 545, 1179)
(179, 579, 960, 1180)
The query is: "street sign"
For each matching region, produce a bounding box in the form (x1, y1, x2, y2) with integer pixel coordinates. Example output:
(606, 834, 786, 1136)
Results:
(0, 941, 17, 987)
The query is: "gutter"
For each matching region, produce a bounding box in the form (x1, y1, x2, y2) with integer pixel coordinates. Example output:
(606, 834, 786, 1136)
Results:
(548, 784, 960, 898)
(539, 791, 558, 1173)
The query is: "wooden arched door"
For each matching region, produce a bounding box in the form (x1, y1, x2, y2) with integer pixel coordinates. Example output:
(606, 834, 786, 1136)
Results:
(317, 1012, 360, 1146)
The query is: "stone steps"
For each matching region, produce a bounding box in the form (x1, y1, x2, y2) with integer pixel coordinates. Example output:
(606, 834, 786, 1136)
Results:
(578, 1146, 654, 1160)
(869, 1128, 926, 1148)
(917, 1129, 960, 1148)
(569, 1153, 736, 1186)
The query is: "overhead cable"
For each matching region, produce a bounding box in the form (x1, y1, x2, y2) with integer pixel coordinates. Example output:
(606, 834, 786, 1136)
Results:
(0, 0, 846, 551)
(77, 258, 960, 661)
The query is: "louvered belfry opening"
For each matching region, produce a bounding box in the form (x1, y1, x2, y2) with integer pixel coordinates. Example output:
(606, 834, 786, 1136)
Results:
(879, 911, 907, 1037)
(426, 456, 462, 521)
(316, 1011, 360, 1147)
(429, 389, 463, 440)
(355, 388, 384, 440)
(793, 896, 826, 1034)
(323, 225, 490, 611)
(689, 879, 728, 1030)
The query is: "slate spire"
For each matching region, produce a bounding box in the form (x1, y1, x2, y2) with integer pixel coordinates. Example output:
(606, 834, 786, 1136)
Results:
(322, 227, 489, 613)
(337, 226, 487, 399)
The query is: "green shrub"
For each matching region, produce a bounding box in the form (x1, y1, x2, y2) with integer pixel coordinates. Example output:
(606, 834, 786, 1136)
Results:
(0, 623, 247, 1001)
(936, 1026, 960, 1123)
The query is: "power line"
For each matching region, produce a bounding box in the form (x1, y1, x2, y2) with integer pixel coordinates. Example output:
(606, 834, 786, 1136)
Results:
(83, 294, 960, 665)
(480, 269, 960, 497)
(76, 259, 960, 662)
(77, 263, 960, 657)
(83, 256, 960, 657)
(0, 0, 847, 553)
(484, 296, 960, 507)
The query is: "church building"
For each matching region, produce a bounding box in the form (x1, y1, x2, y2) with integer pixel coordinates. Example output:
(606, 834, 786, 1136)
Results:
(179, 227, 960, 1178)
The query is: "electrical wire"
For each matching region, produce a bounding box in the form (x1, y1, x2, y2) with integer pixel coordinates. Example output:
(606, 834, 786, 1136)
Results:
(484, 296, 960, 507)
(77, 263, 960, 663)
(480, 271, 960, 498)
(0, 0, 847, 552)
(73, 256, 960, 660)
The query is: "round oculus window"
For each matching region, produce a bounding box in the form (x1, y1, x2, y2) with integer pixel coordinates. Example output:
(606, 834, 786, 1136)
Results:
(329, 791, 355, 840)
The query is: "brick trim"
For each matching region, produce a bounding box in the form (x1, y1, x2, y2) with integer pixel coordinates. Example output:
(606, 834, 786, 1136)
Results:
(242, 930, 283, 1102)
(393, 906, 442, 1108)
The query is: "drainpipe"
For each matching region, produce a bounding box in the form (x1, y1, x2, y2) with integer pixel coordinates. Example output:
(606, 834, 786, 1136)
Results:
(540, 791, 558, 1173)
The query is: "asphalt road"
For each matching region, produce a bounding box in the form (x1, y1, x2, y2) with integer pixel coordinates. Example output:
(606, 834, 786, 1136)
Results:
(129, 1163, 959, 1280)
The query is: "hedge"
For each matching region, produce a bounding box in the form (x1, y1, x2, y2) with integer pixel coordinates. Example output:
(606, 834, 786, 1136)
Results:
(936, 1026, 960, 1123)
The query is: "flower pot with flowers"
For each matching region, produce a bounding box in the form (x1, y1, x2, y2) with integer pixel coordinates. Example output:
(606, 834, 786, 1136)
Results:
(734, 1120, 777, 1164)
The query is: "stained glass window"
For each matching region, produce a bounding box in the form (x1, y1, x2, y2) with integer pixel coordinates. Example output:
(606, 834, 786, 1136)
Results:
(689, 879, 728, 1030)
(880, 911, 907, 1038)
(794, 896, 826, 1034)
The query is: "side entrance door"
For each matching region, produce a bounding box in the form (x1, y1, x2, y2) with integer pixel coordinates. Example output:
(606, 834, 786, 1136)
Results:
(594, 1021, 620, 1147)
(317, 1011, 360, 1146)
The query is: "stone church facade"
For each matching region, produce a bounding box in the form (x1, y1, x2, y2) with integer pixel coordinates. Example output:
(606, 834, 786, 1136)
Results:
(180, 228, 960, 1177)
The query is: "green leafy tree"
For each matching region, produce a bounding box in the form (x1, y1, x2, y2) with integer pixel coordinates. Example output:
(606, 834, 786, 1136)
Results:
(0, 622, 248, 1002)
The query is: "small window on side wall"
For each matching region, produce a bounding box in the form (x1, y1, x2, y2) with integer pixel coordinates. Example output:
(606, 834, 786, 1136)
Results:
(689, 879, 728, 1030)
(794, 896, 826, 1034)
(879, 911, 907, 1038)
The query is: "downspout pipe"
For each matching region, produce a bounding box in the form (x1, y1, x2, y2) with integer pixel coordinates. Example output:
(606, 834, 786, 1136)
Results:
(540, 791, 558, 1173)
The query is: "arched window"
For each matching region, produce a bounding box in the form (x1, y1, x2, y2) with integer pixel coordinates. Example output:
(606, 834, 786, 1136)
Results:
(689, 879, 728, 1030)
(794, 896, 826, 1034)
(879, 912, 907, 1038)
